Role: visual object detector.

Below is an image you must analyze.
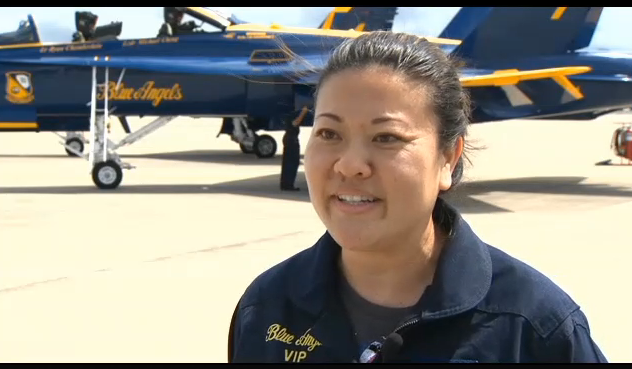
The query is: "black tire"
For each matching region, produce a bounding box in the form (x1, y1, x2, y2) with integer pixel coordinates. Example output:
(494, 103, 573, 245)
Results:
(65, 137, 84, 157)
(91, 160, 123, 190)
(253, 134, 277, 159)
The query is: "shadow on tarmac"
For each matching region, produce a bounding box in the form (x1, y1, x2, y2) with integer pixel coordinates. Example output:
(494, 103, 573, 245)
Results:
(1, 175, 631, 214)
(0, 150, 302, 166)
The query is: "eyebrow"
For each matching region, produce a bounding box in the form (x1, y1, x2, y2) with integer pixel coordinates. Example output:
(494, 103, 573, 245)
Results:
(315, 113, 404, 125)
(315, 113, 342, 122)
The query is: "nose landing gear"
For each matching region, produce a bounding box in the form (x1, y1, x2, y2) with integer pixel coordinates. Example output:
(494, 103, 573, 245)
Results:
(223, 117, 277, 159)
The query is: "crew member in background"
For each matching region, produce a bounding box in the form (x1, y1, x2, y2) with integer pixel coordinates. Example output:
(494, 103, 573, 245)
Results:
(280, 106, 310, 191)
(157, 7, 198, 37)
(72, 11, 98, 42)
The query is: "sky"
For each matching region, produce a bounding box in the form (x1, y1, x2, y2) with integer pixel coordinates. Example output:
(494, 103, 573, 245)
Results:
(2, 7, 632, 51)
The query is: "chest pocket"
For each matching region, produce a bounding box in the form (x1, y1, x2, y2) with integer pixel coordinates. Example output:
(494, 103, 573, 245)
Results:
(265, 324, 329, 363)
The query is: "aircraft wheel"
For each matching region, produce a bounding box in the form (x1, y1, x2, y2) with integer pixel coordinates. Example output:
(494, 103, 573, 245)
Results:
(239, 141, 254, 154)
(253, 134, 277, 159)
(65, 137, 84, 157)
(91, 160, 123, 190)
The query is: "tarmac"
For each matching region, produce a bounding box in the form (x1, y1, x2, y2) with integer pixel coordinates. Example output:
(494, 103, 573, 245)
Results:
(0, 114, 631, 363)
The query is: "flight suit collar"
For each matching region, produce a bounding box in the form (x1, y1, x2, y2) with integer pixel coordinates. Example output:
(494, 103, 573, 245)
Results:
(417, 197, 493, 319)
(288, 196, 493, 321)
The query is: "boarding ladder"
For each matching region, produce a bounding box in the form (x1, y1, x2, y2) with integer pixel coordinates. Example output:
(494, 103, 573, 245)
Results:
(62, 63, 178, 189)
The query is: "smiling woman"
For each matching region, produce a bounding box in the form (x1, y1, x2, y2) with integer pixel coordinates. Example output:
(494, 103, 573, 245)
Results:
(227, 31, 608, 363)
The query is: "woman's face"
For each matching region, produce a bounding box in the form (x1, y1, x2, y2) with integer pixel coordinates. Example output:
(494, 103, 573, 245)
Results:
(304, 66, 461, 252)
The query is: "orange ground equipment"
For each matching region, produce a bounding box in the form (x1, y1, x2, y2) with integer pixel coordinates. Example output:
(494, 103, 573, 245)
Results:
(611, 123, 632, 164)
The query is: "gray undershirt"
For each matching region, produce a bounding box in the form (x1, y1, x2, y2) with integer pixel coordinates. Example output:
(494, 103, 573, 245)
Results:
(338, 274, 420, 355)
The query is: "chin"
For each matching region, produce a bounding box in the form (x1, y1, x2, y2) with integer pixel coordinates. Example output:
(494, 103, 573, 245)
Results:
(326, 224, 385, 252)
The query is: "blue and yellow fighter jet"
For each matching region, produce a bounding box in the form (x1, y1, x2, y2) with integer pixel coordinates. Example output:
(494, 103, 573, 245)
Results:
(1, 6, 399, 159)
(438, 7, 632, 123)
(0, 7, 591, 190)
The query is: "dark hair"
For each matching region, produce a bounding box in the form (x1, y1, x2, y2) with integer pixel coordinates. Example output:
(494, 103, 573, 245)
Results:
(314, 31, 473, 193)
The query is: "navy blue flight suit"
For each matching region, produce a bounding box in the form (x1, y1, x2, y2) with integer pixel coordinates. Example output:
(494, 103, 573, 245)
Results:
(280, 120, 300, 191)
(227, 197, 608, 363)
(280, 107, 310, 191)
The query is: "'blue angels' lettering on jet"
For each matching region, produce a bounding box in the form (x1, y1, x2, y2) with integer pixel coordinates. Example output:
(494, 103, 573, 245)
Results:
(97, 81, 183, 107)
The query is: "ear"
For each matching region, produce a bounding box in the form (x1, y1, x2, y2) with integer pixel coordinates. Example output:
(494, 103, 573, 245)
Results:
(438, 136, 464, 191)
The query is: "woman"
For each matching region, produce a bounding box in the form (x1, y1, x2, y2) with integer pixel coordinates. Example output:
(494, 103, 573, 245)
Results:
(227, 31, 607, 363)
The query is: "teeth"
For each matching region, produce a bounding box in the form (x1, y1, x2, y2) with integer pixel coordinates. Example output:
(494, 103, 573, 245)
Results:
(338, 195, 376, 203)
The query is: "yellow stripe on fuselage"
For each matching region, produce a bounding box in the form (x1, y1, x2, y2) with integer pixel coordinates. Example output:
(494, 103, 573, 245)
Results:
(0, 25, 462, 51)
(0, 122, 38, 129)
(226, 24, 462, 45)
(0, 41, 43, 50)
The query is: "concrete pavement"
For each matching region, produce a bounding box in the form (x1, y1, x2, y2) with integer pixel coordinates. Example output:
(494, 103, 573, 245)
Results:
(0, 115, 630, 362)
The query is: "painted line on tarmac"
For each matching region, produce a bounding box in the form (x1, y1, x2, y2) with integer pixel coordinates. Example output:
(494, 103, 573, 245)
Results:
(0, 231, 306, 295)
(143, 231, 305, 263)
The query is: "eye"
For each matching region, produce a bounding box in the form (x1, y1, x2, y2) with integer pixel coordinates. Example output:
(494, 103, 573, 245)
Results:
(373, 133, 402, 143)
(315, 128, 340, 141)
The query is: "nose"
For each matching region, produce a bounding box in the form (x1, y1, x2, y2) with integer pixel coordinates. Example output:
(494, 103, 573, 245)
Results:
(332, 142, 373, 179)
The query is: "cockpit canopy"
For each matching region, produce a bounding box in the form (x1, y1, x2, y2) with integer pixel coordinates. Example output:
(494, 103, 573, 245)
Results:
(74, 10, 122, 41)
(0, 7, 245, 48)
(92, 21, 123, 41)
(75, 11, 98, 35)
(154, 7, 243, 37)
(0, 14, 41, 46)
(179, 7, 238, 31)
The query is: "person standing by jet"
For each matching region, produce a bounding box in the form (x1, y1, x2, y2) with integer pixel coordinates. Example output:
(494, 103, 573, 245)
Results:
(72, 11, 98, 42)
(280, 106, 310, 191)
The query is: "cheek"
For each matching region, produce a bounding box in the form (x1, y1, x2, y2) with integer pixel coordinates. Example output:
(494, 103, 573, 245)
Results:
(379, 149, 442, 198)
(303, 142, 331, 191)
(380, 155, 424, 192)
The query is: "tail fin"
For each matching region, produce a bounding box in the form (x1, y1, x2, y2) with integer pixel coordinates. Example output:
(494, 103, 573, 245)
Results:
(441, 7, 604, 62)
(318, 7, 398, 31)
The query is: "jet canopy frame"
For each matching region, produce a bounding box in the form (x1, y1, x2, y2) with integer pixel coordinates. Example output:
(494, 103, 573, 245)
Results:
(178, 7, 234, 32)
(0, 15, 41, 47)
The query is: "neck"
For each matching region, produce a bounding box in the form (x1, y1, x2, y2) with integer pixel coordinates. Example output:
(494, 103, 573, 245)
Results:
(339, 219, 445, 308)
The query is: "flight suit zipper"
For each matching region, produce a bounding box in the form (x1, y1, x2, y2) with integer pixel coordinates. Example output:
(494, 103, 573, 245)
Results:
(393, 315, 421, 334)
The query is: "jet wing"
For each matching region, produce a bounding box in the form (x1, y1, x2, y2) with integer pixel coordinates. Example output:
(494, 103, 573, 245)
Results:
(296, 65, 593, 97)
(460, 66, 592, 99)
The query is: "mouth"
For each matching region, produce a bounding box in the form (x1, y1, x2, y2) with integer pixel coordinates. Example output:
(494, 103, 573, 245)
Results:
(332, 195, 382, 212)
(333, 194, 382, 205)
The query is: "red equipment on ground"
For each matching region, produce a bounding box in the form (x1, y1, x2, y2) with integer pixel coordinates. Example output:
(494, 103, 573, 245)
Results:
(611, 124, 632, 164)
